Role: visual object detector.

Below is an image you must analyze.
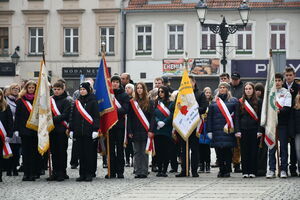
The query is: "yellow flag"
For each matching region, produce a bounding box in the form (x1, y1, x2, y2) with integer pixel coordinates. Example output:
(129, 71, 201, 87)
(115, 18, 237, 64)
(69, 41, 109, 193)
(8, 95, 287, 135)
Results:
(172, 69, 200, 141)
(26, 60, 54, 155)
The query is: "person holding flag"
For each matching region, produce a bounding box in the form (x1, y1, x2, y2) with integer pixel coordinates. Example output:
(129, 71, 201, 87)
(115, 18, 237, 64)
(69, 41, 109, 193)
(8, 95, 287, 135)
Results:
(14, 81, 39, 181)
(236, 82, 263, 178)
(207, 82, 239, 178)
(0, 89, 14, 182)
(47, 81, 71, 182)
(153, 86, 174, 177)
(105, 75, 130, 179)
(127, 82, 155, 179)
(69, 82, 100, 182)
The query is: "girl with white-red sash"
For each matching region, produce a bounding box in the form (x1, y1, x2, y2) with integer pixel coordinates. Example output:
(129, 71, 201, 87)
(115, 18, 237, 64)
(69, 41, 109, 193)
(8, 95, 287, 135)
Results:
(127, 82, 155, 178)
(236, 82, 263, 178)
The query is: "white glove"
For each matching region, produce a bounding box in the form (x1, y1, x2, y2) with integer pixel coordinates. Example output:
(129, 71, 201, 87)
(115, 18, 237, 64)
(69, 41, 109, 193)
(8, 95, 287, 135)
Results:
(14, 131, 19, 137)
(69, 131, 74, 139)
(207, 132, 212, 139)
(257, 132, 262, 138)
(92, 132, 99, 139)
(235, 132, 242, 138)
(157, 121, 165, 128)
(5, 137, 10, 142)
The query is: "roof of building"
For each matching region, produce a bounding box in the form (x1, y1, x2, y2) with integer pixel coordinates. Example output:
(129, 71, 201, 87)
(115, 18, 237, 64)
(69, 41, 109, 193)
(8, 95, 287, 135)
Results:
(126, 0, 300, 11)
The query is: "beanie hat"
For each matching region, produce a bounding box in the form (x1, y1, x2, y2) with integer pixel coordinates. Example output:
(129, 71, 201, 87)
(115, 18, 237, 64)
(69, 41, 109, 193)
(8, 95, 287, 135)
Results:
(111, 75, 121, 84)
(125, 83, 134, 91)
(80, 82, 91, 94)
(218, 82, 230, 90)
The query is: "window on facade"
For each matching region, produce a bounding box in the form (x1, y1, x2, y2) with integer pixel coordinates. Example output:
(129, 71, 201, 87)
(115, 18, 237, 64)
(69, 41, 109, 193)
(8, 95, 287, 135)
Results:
(0, 27, 9, 55)
(100, 27, 115, 55)
(168, 25, 184, 54)
(64, 28, 79, 55)
(136, 25, 152, 55)
(29, 27, 43, 54)
(201, 26, 216, 54)
(270, 24, 286, 51)
(236, 24, 252, 54)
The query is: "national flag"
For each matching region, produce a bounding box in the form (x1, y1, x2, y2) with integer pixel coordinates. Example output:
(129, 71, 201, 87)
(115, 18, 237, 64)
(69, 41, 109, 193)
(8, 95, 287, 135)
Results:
(261, 56, 278, 149)
(94, 56, 118, 134)
(172, 69, 200, 141)
(26, 59, 54, 155)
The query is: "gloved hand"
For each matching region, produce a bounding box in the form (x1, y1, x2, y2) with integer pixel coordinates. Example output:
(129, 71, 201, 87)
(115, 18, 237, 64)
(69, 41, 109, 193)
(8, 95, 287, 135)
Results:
(92, 132, 99, 139)
(207, 132, 212, 139)
(14, 131, 19, 137)
(235, 132, 242, 138)
(157, 121, 165, 128)
(257, 132, 262, 138)
(5, 137, 10, 142)
(69, 131, 74, 139)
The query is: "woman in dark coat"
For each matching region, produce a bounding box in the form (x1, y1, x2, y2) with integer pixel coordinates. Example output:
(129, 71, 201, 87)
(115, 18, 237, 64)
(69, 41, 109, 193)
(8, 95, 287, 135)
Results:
(0, 89, 13, 182)
(292, 93, 300, 175)
(14, 81, 39, 181)
(127, 82, 155, 178)
(154, 86, 174, 177)
(207, 82, 239, 178)
(237, 82, 262, 178)
(69, 82, 100, 182)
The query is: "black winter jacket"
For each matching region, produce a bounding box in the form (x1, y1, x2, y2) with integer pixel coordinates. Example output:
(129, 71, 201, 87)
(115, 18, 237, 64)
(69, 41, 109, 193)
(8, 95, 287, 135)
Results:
(0, 105, 13, 138)
(290, 109, 300, 137)
(194, 87, 209, 115)
(69, 94, 100, 138)
(14, 97, 37, 137)
(113, 87, 130, 129)
(51, 92, 72, 134)
(230, 81, 244, 99)
(207, 94, 239, 148)
(127, 99, 155, 142)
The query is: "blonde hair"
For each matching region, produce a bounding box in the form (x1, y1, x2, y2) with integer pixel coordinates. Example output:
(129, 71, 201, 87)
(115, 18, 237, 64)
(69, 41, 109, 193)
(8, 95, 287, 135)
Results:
(6, 83, 21, 97)
(0, 89, 7, 111)
(294, 94, 300, 110)
(18, 80, 37, 99)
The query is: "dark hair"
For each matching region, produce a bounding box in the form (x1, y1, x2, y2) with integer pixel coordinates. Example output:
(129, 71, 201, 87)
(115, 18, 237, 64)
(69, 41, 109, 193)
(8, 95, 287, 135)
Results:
(53, 82, 64, 89)
(255, 82, 264, 99)
(156, 86, 170, 107)
(219, 73, 230, 79)
(285, 67, 295, 74)
(241, 82, 258, 113)
(275, 73, 283, 81)
(57, 78, 66, 84)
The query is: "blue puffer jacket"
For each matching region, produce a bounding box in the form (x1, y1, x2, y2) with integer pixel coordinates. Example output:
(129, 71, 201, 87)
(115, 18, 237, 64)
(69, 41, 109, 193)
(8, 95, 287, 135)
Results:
(207, 95, 239, 148)
(154, 101, 174, 138)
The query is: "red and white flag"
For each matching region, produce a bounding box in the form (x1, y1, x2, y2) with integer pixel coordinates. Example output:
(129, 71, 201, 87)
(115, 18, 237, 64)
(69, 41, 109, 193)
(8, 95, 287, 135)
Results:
(0, 121, 12, 158)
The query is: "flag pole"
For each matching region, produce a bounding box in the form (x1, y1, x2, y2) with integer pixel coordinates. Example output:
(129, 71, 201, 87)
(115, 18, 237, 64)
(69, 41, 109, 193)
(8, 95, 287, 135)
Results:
(184, 52, 189, 177)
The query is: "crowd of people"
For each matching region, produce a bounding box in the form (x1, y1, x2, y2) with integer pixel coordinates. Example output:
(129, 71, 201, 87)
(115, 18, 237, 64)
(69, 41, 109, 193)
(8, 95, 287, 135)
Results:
(0, 67, 299, 183)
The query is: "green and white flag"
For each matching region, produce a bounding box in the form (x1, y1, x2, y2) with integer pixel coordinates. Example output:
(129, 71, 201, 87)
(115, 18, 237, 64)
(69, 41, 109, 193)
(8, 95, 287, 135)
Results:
(261, 56, 278, 149)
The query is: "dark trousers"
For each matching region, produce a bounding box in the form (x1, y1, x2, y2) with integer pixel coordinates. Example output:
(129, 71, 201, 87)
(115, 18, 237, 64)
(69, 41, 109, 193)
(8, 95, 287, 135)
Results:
(179, 133, 199, 174)
(240, 129, 258, 175)
(6, 143, 21, 172)
(256, 137, 268, 176)
(0, 142, 3, 178)
(216, 147, 232, 174)
(70, 138, 79, 166)
(50, 131, 68, 177)
(269, 126, 289, 172)
(108, 126, 125, 176)
(125, 138, 134, 164)
(169, 141, 179, 171)
(289, 138, 298, 173)
(155, 135, 171, 173)
(199, 143, 211, 164)
(78, 136, 94, 178)
(21, 136, 39, 178)
(92, 138, 98, 175)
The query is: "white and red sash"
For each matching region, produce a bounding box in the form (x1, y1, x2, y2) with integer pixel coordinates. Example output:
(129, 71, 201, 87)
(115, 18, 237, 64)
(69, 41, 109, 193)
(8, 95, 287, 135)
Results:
(115, 98, 122, 109)
(216, 97, 234, 133)
(130, 99, 155, 156)
(50, 97, 69, 129)
(276, 101, 283, 109)
(21, 98, 32, 113)
(157, 102, 170, 117)
(196, 117, 204, 137)
(0, 121, 12, 158)
(239, 98, 259, 121)
(75, 100, 93, 125)
(123, 115, 128, 147)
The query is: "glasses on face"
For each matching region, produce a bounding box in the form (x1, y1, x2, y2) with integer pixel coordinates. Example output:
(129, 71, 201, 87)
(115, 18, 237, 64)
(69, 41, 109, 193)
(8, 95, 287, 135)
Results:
(158, 90, 164, 94)
(12, 88, 20, 91)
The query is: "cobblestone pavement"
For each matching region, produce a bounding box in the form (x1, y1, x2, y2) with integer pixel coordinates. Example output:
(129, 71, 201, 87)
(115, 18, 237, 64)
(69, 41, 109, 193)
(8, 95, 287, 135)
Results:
(1, 144, 299, 200)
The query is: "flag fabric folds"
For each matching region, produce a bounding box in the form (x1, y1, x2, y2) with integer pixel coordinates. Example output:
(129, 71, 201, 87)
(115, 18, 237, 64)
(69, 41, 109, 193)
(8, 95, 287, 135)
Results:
(172, 69, 200, 141)
(94, 57, 118, 134)
(261, 56, 278, 149)
(26, 60, 54, 155)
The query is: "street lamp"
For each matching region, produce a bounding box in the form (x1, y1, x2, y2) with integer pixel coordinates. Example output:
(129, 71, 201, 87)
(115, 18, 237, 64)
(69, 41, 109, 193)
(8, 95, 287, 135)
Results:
(11, 46, 20, 65)
(195, 0, 250, 73)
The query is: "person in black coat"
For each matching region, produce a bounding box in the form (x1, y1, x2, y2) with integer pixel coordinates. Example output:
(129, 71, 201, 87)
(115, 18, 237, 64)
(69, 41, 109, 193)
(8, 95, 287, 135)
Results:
(291, 93, 300, 175)
(176, 76, 208, 178)
(127, 82, 155, 178)
(14, 80, 39, 181)
(69, 82, 100, 182)
(236, 82, 262, 178)
(0, 89, 13, 182)
(105, 75, 130, 179)
(207, 82, 239, 178)
(47, 82, 71, 181)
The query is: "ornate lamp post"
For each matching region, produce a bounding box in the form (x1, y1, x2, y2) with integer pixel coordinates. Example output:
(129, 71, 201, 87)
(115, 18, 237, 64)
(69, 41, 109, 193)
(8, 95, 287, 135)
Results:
(11, 46, 20, 66)
(195, 0, 250, 73)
